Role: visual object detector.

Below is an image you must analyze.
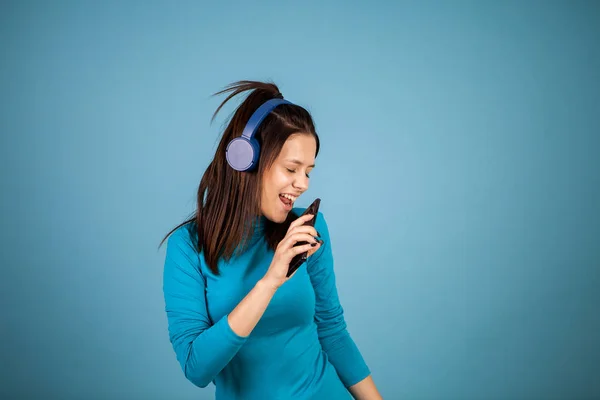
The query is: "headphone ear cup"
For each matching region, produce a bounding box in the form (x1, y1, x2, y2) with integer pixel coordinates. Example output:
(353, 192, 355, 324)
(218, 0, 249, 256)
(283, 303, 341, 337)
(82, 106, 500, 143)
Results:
(226, 136, 260, 172)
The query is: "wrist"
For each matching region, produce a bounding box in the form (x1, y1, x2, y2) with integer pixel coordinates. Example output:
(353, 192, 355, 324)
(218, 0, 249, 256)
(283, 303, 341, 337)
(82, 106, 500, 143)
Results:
(257, 277, 281, 293)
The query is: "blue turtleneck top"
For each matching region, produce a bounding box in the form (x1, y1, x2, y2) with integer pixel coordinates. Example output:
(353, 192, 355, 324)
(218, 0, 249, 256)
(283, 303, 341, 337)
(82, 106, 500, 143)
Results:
(162, 208, 370, 399)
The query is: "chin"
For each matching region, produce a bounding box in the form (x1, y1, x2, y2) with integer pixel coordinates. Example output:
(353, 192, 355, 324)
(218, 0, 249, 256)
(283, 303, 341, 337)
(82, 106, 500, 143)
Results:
(272, 213, 287, 224)
(264, 209, 288, 224)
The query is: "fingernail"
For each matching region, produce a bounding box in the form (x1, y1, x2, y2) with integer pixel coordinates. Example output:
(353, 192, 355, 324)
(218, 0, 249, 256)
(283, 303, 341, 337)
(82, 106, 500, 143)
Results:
(318, 239, 324, 245)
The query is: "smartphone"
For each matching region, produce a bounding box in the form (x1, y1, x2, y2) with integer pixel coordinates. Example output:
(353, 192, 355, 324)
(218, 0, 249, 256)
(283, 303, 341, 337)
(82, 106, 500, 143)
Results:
(287, 198, 321, 277)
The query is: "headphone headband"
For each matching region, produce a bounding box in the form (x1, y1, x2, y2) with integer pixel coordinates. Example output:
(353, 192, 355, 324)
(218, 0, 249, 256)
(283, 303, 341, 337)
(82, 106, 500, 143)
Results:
(241, 98, 292, 139)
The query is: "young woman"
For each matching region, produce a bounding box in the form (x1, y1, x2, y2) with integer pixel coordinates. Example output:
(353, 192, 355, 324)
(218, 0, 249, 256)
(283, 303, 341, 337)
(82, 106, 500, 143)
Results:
(161, 81, 382, 399)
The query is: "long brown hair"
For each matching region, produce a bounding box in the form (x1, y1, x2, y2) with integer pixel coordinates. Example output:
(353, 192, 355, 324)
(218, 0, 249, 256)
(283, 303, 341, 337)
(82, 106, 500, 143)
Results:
(159, 80, 320, 275)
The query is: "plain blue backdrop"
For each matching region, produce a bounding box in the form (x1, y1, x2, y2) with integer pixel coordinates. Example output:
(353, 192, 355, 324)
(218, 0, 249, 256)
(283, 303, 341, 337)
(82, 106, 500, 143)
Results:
(1, 1, 599, 399)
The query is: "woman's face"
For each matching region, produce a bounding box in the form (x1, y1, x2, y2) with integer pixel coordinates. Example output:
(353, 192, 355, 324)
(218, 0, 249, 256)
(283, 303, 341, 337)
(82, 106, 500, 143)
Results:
(260, 133, 316, 223)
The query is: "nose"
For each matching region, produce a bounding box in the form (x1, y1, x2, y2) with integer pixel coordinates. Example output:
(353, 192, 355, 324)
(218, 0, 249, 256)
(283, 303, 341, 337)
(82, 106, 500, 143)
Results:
(293, 175, 309, 192)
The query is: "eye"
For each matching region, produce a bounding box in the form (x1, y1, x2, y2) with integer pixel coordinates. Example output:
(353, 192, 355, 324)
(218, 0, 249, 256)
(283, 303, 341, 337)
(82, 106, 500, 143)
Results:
(286, 168, 311, 178)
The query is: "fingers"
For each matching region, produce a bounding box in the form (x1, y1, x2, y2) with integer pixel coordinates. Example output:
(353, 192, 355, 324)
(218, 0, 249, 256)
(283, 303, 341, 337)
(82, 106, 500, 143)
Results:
(276, 213, 324, 266)
(287, 221, 319, 239)
(284, 233, 323, 258)
(288, 213, 315, 232)
(291, 242, 317, 256)
(281, 232, 318, 249)
(306, 241, 322, 257)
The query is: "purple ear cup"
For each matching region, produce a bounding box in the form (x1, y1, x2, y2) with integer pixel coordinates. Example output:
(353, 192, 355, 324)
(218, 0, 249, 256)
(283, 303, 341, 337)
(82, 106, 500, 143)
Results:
(226, 136, 261, 172)
(226, 98, 292, 172)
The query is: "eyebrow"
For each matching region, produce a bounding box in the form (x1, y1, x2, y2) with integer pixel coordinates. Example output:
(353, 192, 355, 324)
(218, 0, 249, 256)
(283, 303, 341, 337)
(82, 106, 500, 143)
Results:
(286, 159, 315, 168)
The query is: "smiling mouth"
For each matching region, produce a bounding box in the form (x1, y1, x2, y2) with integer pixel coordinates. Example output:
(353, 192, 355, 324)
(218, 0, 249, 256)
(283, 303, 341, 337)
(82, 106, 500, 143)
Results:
(279, 194, 295, 210)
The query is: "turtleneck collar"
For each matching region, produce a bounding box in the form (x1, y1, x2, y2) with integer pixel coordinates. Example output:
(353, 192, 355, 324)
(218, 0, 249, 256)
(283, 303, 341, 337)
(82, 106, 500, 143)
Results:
(246, 214, 268, 244)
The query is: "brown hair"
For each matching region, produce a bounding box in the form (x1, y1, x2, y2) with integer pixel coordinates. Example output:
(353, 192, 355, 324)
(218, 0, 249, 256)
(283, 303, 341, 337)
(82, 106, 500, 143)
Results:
(159, 80, 320, 275)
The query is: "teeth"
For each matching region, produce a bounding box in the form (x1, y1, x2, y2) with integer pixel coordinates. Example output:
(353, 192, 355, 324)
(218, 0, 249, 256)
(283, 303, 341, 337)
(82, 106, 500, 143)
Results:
(281, 193, 297, 202)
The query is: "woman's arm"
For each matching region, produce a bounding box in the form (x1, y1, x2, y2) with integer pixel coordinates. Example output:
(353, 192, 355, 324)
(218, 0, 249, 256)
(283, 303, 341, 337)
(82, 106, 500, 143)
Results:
(349, 375, 384, 400)
(227, 279, 278, 336)
(163, 227, 277, 388)
(307, 212, 382, 398)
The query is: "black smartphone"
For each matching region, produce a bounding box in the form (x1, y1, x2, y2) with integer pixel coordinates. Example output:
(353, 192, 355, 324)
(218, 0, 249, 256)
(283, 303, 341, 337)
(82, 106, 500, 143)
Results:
(287, 198, 321, 277)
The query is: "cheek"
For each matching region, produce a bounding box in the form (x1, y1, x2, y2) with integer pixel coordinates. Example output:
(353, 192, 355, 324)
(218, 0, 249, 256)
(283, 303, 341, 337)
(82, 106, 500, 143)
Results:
(271, 170, 290, 189)
(262, 169, 291, 198)
(263, 172, 283, 196)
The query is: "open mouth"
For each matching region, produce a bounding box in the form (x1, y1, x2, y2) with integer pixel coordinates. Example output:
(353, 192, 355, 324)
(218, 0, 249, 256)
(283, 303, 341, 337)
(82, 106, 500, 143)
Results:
(279, 193, 296, 211)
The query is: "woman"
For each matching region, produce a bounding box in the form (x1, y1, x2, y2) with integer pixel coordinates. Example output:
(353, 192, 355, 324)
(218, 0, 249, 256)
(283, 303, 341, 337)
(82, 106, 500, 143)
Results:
(161, 80, 382, 399)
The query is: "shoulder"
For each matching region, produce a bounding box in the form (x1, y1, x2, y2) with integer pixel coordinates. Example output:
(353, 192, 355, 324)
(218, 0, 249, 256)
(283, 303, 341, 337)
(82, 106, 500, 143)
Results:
(168, 220, 195, 241)
(163, 221, 206, 280)
(166, 221, 200, 256)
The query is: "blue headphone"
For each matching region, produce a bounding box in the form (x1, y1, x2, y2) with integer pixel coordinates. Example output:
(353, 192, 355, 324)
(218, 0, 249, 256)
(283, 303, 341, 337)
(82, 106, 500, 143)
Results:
(226, 98, 292, 172)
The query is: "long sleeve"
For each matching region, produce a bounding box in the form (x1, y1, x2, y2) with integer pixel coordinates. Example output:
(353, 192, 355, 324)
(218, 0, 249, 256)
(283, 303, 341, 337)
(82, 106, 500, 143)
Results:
(307, 212, 371, 388)
(162, 226, 248, 388)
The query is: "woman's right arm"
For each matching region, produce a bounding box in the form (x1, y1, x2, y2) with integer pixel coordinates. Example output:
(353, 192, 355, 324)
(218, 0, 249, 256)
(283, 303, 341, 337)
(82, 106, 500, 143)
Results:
(163, 215, 320, 388)
(163, 228, 248, 388)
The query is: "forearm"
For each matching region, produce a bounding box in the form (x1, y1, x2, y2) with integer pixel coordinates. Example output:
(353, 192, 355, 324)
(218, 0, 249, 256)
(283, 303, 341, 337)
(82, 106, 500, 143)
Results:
(319, 326, 371, 388)
(227, 278, 278, 337)
(348, 375, 383, 400)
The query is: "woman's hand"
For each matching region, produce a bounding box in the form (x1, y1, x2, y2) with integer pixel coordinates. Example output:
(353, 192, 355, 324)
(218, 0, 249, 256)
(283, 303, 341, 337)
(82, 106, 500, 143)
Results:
(262, 213, 322, 290)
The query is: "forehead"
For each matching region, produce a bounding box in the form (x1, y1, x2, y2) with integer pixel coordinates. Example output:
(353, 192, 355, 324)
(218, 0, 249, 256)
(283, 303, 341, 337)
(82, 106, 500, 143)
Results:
(277, 134, 316, 165)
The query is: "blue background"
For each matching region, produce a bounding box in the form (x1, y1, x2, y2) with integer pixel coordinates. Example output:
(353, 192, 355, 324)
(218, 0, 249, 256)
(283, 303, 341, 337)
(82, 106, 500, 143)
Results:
(1, 1, 599, 399)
